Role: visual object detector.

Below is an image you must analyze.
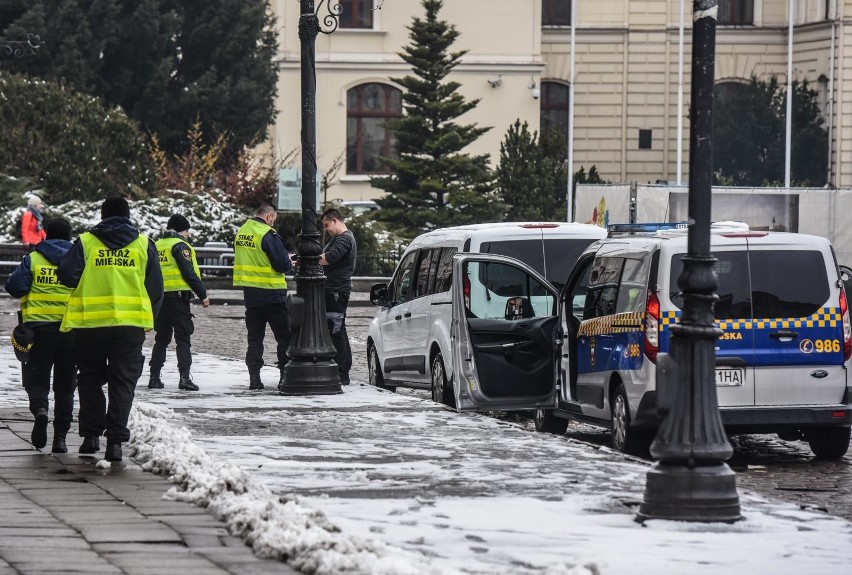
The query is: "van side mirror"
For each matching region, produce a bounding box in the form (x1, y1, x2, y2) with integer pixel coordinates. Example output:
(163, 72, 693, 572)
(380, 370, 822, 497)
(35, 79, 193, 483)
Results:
(505, 296, 532, 320)
(370, 282, 389, 306)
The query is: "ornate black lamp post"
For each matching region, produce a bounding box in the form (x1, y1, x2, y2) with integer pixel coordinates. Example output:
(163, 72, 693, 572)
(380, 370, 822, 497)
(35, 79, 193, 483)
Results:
(636, 1, 741, 523)
(0, 34, 43, 58)
(280, 0, 343, 395)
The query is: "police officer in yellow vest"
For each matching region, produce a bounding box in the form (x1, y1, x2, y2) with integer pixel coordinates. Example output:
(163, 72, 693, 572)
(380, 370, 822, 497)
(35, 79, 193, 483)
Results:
(57, 197, 164, 463)
(148, 214, 210, 391)
(4, 218, 76, 453)
(233, 204, 293, 390)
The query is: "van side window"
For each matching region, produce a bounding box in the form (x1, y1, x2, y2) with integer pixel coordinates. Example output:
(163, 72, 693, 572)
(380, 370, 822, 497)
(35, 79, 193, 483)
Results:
(434, 248, 457, 293)
(616, 258, 648, 313)
(389, 250, 418, 305)
(584, 257, 623, 320)
(414, 249, 435, 299)
(568, 259, 594, 322)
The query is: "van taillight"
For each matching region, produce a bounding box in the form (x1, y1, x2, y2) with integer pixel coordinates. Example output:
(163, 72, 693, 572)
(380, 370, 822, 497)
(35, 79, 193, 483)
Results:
(463, 274, 471, 310)
(840, 287, 852, 361)
(645, 291, 660, 363)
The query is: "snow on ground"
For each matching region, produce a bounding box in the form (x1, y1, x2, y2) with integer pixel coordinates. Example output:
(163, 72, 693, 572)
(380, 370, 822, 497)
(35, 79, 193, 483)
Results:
(1, 339, 851, 575)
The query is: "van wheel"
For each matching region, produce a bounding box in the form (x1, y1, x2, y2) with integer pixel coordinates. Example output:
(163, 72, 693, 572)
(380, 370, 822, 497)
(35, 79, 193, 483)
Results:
(805, 427, 851, 459)
(431, 353, 456, 408)
(534, 409, 569, 435)
(611, 384, 652, 456)
(368, 346, 394, 391)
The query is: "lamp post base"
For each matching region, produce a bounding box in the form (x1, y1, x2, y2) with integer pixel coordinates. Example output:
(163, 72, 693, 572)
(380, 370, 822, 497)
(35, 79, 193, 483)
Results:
(636, 462, 742, 523)
(279, 360, 342, 396)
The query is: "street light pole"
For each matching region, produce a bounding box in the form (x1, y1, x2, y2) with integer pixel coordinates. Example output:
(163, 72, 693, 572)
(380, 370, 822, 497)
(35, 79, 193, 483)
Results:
(636, 0, 741, 523)
(280, 0, 342, 396)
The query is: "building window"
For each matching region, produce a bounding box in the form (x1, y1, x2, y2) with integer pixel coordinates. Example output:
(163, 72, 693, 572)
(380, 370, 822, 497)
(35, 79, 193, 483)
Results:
(347, 83, 402, 174)
(638, 129, 652, 150)
(718, 0, 753, 25)
(340, 0, 373, 29)
(542, 0, 571, 26)
(715, 81, 747, 105)
(541, 82, 570, 143)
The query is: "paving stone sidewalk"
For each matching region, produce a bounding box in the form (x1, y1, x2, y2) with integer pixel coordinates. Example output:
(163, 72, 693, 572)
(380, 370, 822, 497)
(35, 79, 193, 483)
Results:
(0, 408, 297, 575)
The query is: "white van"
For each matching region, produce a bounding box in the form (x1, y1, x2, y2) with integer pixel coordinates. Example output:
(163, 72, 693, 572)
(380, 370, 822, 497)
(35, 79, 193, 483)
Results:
(366, 222, 607, 406)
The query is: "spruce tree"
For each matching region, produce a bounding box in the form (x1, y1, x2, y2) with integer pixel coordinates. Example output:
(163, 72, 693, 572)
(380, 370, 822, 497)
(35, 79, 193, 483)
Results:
(497, 120, 606, 221)
(713, 75, 828, 187)
(372, 0, 503, 237)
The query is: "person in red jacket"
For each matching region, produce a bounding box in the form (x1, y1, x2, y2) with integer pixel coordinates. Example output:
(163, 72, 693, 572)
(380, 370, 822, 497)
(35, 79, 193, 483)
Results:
(21, 195, 47, 251)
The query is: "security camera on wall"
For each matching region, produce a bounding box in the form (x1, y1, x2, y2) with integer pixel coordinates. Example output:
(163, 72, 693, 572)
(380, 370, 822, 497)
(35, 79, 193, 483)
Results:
(532, 87, 541, 100)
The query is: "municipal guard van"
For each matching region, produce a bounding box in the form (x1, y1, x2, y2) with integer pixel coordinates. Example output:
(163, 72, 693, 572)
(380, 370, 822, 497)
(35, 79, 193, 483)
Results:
(530, 222, 852, 458)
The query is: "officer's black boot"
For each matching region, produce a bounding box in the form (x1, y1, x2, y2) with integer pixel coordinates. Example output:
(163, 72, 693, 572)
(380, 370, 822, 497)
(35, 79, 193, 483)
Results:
(249, 371, 264, 390)
(178, 372, 199, 391)
(278, 370, 286, 392)
(79, 435, 100, 454)
(148, 370, 164, 389)
(105, 441, 122, 462)
(52, 436, 67, 454)
(31, 408, 48, 449)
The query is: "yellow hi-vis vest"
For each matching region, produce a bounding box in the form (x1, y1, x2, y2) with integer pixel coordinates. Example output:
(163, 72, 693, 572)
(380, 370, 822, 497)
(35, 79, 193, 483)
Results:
(21, 251, 73, 323)
(156, 236, 201, 292)
(233, 219, 287, 290)
(60, 233, 154, 331)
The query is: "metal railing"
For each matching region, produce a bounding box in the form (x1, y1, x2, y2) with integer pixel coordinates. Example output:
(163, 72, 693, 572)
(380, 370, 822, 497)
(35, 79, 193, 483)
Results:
(0, 242, 398, 281)
(0, 242, 236, 279)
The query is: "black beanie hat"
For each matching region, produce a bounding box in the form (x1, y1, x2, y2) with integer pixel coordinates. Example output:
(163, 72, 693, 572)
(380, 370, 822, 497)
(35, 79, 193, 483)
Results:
(45, 217, 72, 241)
(167, 214, 191, 232)
(101, 196, 130, 219)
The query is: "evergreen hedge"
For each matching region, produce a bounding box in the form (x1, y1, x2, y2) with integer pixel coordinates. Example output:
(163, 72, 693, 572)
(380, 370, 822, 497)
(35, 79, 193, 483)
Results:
(0, 73, 156, 205)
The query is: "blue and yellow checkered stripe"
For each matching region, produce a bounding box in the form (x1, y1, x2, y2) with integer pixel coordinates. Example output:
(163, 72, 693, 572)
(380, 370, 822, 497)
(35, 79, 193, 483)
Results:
(659, 308, 841, 331)
(579, 311, 645, 337)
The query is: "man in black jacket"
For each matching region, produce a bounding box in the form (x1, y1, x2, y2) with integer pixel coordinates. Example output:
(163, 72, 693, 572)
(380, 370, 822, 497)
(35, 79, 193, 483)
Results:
(233, 204, 293, 390)
(148, 214, 210, 391)
(57, 197, 163, 463)
(320, 209, 357, 385)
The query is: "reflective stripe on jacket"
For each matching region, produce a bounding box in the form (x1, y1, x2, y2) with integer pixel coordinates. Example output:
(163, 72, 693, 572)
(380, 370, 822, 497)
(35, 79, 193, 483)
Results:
(156, 237, 201, 292)
(60, 233, 153, 331)
(21, 251, 73, 323)
(233, 219, 287, 289)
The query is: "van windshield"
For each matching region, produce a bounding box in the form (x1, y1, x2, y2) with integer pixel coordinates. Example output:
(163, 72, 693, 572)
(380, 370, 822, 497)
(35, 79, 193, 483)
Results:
(480, 239, 597, 287)
(669, 250, 830, 319)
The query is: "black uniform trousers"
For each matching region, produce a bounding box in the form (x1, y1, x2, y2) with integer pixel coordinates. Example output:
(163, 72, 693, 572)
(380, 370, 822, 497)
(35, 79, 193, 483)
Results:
(325, 290, 352, 382)
(74, 326, 146, 444)
(22, 324, 76, 437)
(150, 294, 194, 375)
(245, 302, 290, 373)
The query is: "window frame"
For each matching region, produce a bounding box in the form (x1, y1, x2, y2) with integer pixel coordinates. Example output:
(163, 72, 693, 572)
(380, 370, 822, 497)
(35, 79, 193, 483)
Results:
(541, 81, 570, 143)
(717, 0, 754, 25)
(346, 82, 402, 175)
(542, 0, 572, 27)
(339, 0, 374, 29)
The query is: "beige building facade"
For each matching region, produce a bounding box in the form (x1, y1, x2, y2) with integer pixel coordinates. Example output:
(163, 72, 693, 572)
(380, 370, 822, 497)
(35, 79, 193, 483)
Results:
(268, 1, 852, 203)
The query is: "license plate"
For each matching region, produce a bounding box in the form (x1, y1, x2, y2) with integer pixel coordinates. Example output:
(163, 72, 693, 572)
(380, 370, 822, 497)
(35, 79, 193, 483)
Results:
(715, 368, 744, 387)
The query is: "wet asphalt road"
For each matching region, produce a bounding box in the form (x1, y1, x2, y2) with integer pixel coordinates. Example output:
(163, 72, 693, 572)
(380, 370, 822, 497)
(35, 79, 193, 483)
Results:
(1, 292, 850, 520)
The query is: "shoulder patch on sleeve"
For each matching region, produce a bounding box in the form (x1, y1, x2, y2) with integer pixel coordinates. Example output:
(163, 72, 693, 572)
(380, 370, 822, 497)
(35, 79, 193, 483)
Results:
(181, 249, 192, 262)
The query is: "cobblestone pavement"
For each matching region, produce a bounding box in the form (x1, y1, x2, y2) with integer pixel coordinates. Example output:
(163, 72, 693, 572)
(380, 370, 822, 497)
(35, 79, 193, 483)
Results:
(1, 293, 850, 521)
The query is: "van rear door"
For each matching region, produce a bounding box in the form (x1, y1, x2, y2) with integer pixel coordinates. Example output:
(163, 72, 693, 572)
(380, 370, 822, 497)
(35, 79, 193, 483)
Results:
(668, 244, 756, 407)
(746, 239, 846, 406)
(451, 253, 559, 411)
